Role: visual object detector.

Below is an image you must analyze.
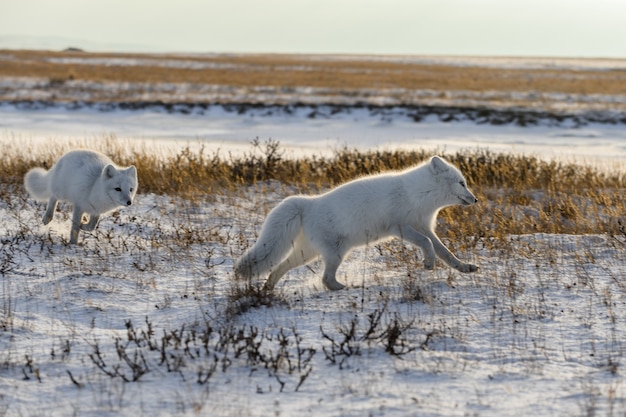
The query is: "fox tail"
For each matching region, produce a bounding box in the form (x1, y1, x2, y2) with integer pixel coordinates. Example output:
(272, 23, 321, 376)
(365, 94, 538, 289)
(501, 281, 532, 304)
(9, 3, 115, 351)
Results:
(24, 167, 52, 201)
(234, 197, 304, 280)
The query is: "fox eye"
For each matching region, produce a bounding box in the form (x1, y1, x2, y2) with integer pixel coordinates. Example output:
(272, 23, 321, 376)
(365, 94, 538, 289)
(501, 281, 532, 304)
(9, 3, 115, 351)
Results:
(115, 187, 122, 192)
(130, 188, 134, 192)
(459, 181, 466, 187)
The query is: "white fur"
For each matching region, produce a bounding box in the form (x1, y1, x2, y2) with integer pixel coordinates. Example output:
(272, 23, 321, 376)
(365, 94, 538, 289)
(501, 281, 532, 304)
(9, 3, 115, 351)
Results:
(24, 149, 138, 244)
(235, 156, 478, 291)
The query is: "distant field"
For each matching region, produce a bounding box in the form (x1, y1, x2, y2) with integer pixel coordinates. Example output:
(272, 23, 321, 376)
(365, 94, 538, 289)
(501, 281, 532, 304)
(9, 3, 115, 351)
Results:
(2, 49, 626, 113)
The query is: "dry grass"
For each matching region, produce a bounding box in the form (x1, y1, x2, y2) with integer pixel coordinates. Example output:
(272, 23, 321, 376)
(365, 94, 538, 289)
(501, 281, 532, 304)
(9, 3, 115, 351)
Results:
(2, 49, 625, 94)
(2, 49, 626, 108)
(1, 138, 624, 243)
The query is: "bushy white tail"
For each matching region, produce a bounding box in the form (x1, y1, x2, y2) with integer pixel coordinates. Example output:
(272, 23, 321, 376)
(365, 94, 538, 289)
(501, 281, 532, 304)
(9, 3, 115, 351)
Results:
(24, 168, 51, 201)
(235, 197, 304, 280)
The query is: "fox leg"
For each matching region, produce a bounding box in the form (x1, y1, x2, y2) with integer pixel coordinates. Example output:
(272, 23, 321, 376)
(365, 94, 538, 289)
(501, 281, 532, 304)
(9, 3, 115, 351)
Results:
(264, 239, 318, 291)
(81, 214, 100, 231)
(424, 230, 478, 273)
(42, 197, 58, 225)
(392, 225, 436, 270)
(320, 255, 345, 291)
(69, 207, 84, 244)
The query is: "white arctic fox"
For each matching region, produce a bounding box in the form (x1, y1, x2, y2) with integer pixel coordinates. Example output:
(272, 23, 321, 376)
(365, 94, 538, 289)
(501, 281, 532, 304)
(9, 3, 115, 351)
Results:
(235, 156, 478, 291)
(24, 149, 138, 244)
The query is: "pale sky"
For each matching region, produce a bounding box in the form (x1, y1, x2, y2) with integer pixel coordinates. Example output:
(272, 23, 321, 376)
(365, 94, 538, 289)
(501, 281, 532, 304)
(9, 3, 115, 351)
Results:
(1, 0, 625, 57)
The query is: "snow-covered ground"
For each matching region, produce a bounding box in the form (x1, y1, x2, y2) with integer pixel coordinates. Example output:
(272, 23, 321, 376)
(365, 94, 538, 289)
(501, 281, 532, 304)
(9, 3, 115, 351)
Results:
(2, 103, 626, 171)
(1, 186, 625, 417)
(3, 76, 626, 114)
(1, 98, 625, 416)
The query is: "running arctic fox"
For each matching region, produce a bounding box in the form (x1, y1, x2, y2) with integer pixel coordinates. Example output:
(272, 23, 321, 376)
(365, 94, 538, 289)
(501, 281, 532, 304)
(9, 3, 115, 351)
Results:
(24, 149, 138, 244)
(235, 156, 478, 291)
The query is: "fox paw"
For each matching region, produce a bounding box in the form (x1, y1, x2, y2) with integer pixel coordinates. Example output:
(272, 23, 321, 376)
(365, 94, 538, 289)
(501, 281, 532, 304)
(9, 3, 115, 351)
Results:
(458, 263, 479, 273)
(424, 260, 435, 270)
(42, 213, 53, 225)
(323, 278, 346, 291)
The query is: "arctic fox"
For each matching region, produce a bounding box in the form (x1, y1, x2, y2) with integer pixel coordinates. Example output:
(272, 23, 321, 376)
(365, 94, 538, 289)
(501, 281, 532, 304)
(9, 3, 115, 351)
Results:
(235, 156, 478, 291)
(24, 149, 138, 244)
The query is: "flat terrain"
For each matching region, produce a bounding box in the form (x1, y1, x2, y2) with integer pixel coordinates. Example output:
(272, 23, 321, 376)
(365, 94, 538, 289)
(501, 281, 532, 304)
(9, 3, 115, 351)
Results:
(2, 49, 626, 114)
(1, 50, 625, 416)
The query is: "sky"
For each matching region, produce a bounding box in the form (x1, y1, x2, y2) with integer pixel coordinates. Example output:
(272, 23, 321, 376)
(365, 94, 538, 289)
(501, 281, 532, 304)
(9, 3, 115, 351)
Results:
(1, 0, 626, 58)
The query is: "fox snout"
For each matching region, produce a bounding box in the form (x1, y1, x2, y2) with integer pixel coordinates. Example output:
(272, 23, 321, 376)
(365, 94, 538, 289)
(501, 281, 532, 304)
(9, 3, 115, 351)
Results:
(461, 197, 478, 205)
(126, 200, 132, 206)
(460, 192, 478, 205)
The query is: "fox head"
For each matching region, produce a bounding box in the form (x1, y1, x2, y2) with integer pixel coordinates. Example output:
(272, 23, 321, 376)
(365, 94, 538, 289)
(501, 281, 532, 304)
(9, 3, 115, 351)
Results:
(103, 164, 138, 207)
(429, 156, 478, 206)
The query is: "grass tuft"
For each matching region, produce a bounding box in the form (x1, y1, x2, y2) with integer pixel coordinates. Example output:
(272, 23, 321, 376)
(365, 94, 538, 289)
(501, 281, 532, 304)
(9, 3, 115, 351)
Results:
(1, 137, 624, 242)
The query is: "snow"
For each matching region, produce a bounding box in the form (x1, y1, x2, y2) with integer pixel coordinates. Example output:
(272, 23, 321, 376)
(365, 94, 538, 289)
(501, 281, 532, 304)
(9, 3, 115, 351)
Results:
(3, 76, 626, 115)
(1, 188, 625, 416)
(2, 103, 626, 170)
(1, 96, 626, 416)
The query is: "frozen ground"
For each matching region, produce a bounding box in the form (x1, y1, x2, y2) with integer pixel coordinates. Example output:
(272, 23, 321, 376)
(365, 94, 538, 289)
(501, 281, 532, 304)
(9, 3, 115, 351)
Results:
(0, 186, 625, 417)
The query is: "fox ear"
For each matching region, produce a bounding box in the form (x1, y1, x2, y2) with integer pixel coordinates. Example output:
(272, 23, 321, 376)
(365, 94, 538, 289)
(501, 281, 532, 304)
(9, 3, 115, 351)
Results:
(104, 164, 117, 178)
(126, 165, 137, 178)
(430, 156, 449, 174)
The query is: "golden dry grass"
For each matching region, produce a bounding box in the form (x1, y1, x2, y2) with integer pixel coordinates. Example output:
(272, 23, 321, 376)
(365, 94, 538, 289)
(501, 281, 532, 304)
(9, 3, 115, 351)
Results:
(2, 49, 626, 101)
(1, 138, 624, 241)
